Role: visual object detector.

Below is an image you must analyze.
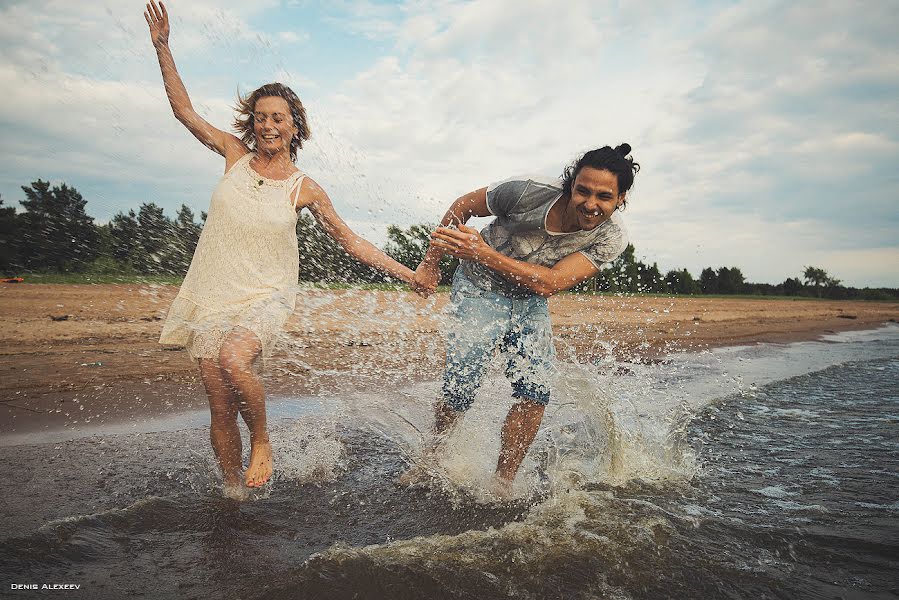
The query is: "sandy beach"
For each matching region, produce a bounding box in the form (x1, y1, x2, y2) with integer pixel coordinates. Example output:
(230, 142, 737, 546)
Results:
(1, 282, 896, 435)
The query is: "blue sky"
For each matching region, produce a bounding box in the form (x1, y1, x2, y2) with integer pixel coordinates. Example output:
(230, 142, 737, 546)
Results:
(1, 0, 897, 287)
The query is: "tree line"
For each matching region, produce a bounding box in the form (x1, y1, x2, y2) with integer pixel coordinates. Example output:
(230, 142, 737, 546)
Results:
(1, 179, 896, 301)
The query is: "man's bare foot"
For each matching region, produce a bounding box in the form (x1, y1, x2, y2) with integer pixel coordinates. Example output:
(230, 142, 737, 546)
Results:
(245, 439, 273, 488)
(398, 464, 430, 487)
(223, 481, 249, 501)
(487, 475, 514, 501)
(399, 450, 443, 487)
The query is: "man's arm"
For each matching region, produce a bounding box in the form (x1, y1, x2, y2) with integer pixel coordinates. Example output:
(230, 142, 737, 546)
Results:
(420, 187, 490, 266)
(412, 187, 491, 295)
(429, 225, 600, 297)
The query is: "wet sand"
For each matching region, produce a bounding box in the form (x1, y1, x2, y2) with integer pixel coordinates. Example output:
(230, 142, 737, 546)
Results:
(1, 283, 896, 435)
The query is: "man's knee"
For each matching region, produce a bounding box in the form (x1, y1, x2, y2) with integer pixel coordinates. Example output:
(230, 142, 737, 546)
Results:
(509, 378, 551, 406)
(442, 392, 475, 412)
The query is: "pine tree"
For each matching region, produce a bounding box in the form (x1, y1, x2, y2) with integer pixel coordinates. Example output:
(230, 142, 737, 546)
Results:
(135, 203, 172, 274)
(109, 210, 140, 267)
(18, 180, 99, 272)
(163, 204, 202, 275)
(0, 196, 20, 275)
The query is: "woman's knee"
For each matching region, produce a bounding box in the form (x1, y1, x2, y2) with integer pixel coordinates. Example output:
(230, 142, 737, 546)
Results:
(218, 331, 261, 374)
(218, 343, 255, 376)
(209, 397, 238, 423)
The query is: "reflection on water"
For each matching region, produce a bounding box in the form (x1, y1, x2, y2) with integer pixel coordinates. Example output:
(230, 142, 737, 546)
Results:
(1, 326, 897, 599)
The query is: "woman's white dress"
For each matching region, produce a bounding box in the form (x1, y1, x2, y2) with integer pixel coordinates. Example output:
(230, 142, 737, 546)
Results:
(159, 152, 304, 361)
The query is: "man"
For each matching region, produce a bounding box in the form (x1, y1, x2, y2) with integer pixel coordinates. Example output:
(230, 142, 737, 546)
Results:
(408, 144, 640, 496)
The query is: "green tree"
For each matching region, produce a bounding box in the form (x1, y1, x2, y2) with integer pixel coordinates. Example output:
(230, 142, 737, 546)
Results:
(109, 210, 140, 267)
(599, 243, 640, 293)
(782, 277, 804, 296)
(639, 261, 665, 293)
(665, 268, 700, 294)
(18, 180, 100, 272)
(296, 213, 383, 283)
(717, 266, 745, 294)
(384, 223, 458, 285)
(802, 266, 840, 297)
(163, 204, 202, 275)
(0, 196, 20, 275)
(802, 266, 830, 287)
(699, 267, 718, 294)
(135, 203, 173, 274)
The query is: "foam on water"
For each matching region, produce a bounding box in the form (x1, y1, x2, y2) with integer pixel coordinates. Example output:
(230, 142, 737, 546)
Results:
(3, 325, 898, 599)
(355, 323, 899, 497)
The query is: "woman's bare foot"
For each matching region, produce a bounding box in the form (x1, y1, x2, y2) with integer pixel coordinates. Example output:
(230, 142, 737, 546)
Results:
(245, 439, 273, 488)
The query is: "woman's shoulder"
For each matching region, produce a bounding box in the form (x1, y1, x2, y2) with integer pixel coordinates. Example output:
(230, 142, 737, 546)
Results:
(224, 150, 254, 176)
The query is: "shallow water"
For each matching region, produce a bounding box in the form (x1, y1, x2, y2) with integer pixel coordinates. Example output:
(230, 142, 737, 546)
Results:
(1, 325, 897, 599)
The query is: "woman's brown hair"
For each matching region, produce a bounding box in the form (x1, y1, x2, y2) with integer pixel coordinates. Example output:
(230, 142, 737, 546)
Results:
(233, 83, 310, 162)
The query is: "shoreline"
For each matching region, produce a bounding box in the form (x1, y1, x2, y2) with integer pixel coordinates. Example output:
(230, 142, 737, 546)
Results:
(1, 283, 896, 438)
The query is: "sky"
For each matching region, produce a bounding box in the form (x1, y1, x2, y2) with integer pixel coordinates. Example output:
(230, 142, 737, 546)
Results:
(1, 0, 897, 287)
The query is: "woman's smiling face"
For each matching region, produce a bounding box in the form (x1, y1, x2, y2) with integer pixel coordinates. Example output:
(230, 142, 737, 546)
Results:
(252, 96, 297, 157)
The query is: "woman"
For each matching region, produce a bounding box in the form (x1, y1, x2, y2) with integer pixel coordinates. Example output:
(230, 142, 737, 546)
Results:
(145, 1, 415, 495)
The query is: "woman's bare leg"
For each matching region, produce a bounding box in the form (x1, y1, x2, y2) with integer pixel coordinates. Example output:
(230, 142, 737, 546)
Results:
(218, 329, 271, 488)
(198, 358, 243, 488)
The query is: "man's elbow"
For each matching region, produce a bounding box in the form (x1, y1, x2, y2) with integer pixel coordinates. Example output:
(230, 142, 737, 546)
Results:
(534, 280, 563, 298)
(536, 275, 583, 297)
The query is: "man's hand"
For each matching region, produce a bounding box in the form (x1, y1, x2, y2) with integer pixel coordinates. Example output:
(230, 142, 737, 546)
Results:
(411, 262, 440, 298)
(430, 224, 492, 262)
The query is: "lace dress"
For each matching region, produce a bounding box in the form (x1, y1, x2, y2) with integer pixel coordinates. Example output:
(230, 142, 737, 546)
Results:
(159, 153, 304, 361)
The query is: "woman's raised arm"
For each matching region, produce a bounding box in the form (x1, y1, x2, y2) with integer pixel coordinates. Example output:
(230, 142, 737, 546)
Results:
(144, 1, 245, 161)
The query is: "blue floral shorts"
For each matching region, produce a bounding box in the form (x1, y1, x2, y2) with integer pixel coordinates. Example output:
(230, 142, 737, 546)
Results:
(442, 269, 556, 411)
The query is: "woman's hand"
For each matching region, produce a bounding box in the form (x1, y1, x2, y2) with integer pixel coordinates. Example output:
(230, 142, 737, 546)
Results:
(411, 263, 440, 298)
(144, 1, 170, 48)
(430, 224, 492, 263)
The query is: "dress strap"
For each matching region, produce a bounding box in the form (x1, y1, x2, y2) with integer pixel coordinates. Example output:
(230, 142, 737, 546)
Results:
(287, 172, 307, 209)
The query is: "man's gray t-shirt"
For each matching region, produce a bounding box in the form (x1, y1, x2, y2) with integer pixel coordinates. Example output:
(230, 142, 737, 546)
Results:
(461, 175, 629, 297)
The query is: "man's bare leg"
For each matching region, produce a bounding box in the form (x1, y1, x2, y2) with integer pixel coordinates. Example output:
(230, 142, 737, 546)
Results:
(199, 359, 243, 492)
(495, 398, 546, 486)
(219, 329, 271, 488)
(399, 401, 463, 485)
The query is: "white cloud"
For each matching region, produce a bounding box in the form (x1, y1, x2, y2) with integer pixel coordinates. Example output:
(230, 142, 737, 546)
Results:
(277, 30, 309, 44)
(2, 0, 897, 286)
